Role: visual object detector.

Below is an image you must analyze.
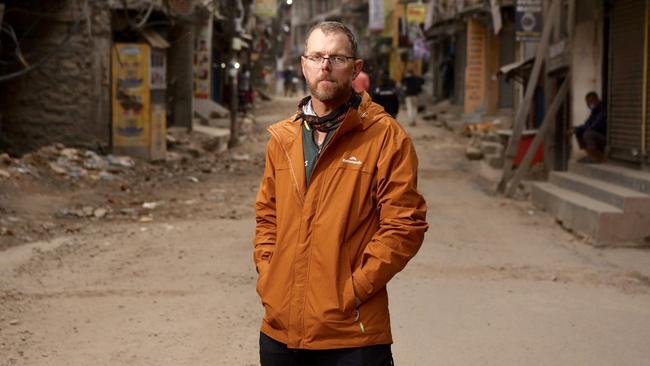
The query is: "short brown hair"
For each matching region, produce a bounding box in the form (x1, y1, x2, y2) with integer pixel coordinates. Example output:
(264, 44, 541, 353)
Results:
(304, 21, 358, 58)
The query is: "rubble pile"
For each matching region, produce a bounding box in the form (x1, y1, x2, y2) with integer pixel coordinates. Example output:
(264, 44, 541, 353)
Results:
(0, 128, 264, 250)
(462, 121, 505, 167)
(0, 144, 136, 185)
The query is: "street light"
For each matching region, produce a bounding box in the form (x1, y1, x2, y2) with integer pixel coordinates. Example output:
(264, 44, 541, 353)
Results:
(286, 0, 292, 5)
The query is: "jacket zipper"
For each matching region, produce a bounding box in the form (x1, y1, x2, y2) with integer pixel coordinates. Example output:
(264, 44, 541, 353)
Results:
(308, 111, 368, 193)
(268, 126, 305, 205)
(354, 309, 365, 333)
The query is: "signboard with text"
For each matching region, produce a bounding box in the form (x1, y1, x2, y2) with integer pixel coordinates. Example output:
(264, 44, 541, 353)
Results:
(516, 0, 542, 42)
(464, 19, 486, 114)
(406, 3, 427, 24)
(369, 0, 385, 31)
(255, 0, 277, 18)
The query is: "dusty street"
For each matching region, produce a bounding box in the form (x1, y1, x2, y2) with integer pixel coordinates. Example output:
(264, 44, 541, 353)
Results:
(1, 98, 650, 366)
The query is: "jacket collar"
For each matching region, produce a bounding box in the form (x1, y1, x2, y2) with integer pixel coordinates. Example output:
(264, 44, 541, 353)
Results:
(267, 92, 377, 200)
(275, 91, 374, 141)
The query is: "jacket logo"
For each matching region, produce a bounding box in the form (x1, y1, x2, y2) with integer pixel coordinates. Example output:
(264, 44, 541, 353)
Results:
(342, 156, 362, 165)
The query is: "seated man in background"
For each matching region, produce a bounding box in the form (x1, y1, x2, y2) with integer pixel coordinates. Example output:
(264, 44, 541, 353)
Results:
(568, 91, 607, 163)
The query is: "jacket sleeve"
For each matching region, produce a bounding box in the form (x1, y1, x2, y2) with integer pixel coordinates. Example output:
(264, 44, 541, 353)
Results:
(254, 139, 277, 275)
(352, 129, 428, 303)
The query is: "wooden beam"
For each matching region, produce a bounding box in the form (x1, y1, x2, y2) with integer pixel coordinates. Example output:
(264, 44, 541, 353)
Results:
(497, 0, 559, 193)
(506, 75, 570, 197)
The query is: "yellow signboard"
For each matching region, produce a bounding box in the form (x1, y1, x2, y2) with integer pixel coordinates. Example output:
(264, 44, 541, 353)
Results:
(112, 44, 151, 150)
(406, 3, 427, 24)
(255, 0, 277, 18)
(150, 104, 167, 161)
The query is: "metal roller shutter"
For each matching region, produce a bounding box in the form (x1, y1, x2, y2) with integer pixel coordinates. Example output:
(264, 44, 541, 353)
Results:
(609, 0, 645, 163)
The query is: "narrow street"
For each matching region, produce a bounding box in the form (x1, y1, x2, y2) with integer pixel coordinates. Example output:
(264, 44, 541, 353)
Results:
(1, 98, 650, 366)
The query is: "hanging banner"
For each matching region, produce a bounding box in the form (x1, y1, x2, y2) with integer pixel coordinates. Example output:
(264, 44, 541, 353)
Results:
(381, 0, 394, 38)
(516, 0, 542, 42)
(194, 19, 212, 99)
(369, 0, 385, 31)
(490, 0, 502, 35)
(424, 0, 435, 30)
(406, 3, 427, 24)
(255, 0, 277, 18)
(465, 19, 487, 114)
(112, 44, 151, 148)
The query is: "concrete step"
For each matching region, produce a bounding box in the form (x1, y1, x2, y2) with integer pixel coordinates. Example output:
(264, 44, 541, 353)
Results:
(192, 124, 230, 154)
(549, 171, 650, 211)
(571, 163, 650, 194)
(194, 98, 230, 122)
(531, 182, 634, 245)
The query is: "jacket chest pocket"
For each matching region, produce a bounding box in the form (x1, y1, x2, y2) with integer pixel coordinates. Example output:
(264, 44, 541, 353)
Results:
(314, 162, 376, 238)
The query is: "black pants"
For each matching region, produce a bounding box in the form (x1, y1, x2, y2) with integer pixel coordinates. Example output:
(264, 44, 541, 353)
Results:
(576, 128, 606, 152)
(260, 332, 394, 366)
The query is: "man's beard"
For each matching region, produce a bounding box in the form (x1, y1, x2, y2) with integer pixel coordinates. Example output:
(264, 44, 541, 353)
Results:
(308, 76, 351, 103)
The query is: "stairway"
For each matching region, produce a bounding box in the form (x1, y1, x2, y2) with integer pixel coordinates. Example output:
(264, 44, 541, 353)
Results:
(531, 163, 650, 246)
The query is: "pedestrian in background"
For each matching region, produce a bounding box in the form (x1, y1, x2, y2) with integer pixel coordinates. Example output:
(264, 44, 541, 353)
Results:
(372, 71, 400, 118)
(283, 66, 297, 97)
(401, 68, 424, 126)
(352, 69, 370, 93)
(254, 21, 428, 366)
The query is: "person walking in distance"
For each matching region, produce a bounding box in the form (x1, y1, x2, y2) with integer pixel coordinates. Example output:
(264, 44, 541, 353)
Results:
(352, 69, 371, 93)
(401, 68, 424, 126)
(372, 71, 400, 118)
(254, 21, 428, 365)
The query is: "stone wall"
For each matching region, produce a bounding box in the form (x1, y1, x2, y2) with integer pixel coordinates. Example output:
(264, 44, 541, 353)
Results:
(0, 1, 112, 156)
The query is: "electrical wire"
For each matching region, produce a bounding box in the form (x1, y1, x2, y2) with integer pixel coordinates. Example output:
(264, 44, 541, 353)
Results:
(120, 0, 155, 31)
(132, 1, 155, 29)
(0, 0, 89, 83)
(1, 24, 29, 67)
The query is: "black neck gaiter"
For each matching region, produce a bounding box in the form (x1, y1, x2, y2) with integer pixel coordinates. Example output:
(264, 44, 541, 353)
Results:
(297, 92, 361, 132)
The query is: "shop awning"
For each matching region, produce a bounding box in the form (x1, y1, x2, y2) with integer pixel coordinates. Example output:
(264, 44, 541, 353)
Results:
(498, 57, 535, 84)
(425, 20, 463, 39)
(140, 29, 170, 49)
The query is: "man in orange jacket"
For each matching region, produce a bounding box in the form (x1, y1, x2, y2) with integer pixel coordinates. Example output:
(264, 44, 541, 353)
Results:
(254, 21, 428, 365)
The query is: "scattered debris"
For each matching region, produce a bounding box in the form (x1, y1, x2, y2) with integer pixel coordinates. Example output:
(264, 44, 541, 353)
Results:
(107, 155, 135, 168)
(0, 153, 13, 165)
(187, 176, 199, 183)
(465, 146, 484, 160)
(142, 201, 164, 210)
(1, 227, 15, 236)
(93, 208, 108, 219)
(139, 216, 154, 223)
(232, 153, 251, 162)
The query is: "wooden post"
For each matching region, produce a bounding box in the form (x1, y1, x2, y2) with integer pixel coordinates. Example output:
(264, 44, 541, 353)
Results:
(229, 69, 240, 148)
(497, 0, 559, 192)
(505, 75, 570, 197)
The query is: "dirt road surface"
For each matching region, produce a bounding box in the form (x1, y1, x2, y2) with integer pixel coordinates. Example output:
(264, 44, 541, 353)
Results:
(2, 98, 650, 365)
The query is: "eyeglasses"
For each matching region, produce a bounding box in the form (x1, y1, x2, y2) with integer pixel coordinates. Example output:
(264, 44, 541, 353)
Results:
(302, 55, 355, 69)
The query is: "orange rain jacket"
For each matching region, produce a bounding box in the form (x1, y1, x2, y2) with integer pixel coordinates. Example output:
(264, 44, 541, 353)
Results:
(254, 92, 428, 350)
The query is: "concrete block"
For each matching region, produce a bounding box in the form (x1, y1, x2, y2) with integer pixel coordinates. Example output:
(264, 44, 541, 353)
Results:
(571, 163, 650, 194)
(533, 182, 650, 245)
(487, 155, 504, 169)
(192, 124, 230, 154)
(194, 98, 230, 122)
(550, 171, 650, 211)
(480, 141, 503, 155)
(531, 182, 625, 245)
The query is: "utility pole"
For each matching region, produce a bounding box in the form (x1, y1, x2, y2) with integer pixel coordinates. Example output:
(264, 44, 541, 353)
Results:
(228, 62, 240, 148)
